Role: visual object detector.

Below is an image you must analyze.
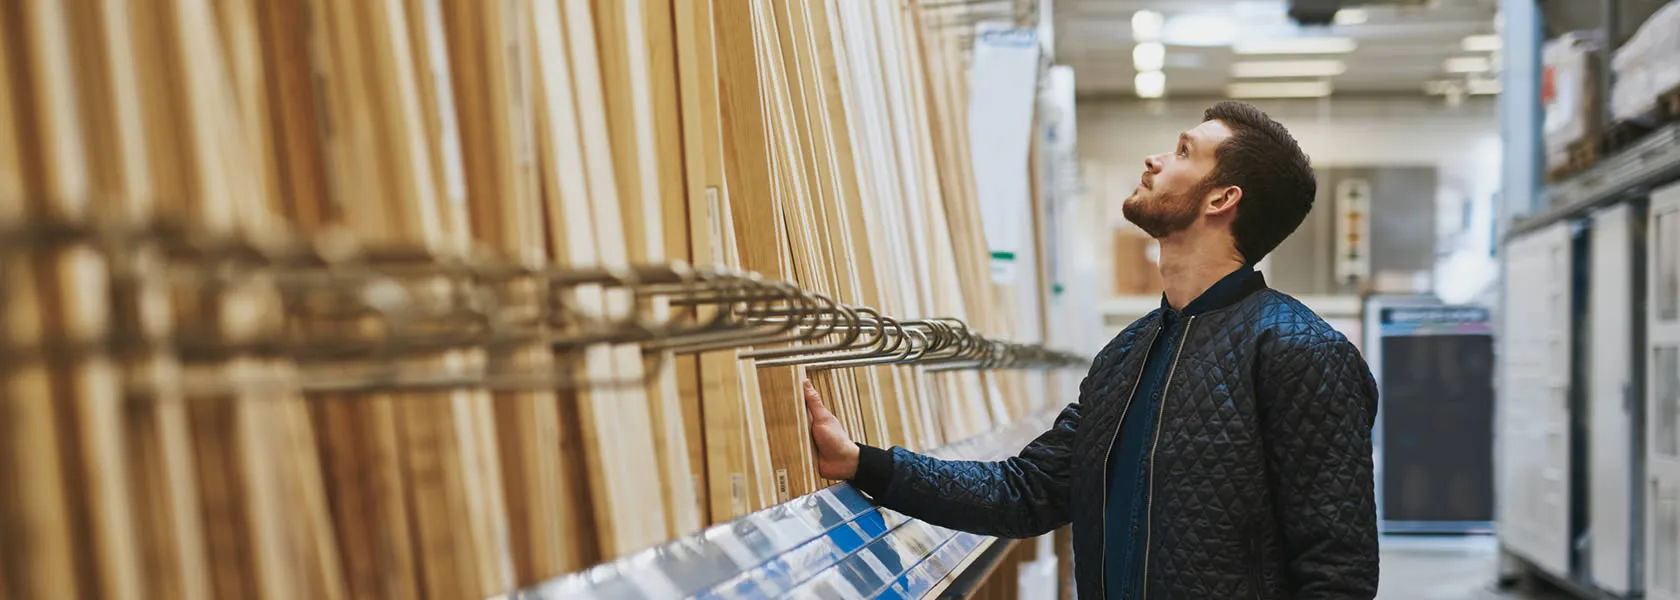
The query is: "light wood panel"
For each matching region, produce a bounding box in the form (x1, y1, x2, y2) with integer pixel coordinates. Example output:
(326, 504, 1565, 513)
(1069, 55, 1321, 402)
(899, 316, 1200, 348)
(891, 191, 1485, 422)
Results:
(0, 3, 95, 597)
(587, 0, 702, 540)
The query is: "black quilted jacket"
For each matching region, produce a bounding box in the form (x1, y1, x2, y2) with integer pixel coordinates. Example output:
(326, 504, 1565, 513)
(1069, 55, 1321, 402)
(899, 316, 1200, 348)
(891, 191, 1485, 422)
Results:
(852, 275, 1380, 599)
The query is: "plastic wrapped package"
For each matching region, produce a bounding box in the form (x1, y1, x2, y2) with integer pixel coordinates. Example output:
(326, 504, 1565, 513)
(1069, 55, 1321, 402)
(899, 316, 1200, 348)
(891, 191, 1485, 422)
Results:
(1611, 0, 1680, 121)
(1543, 31, 1604, 172)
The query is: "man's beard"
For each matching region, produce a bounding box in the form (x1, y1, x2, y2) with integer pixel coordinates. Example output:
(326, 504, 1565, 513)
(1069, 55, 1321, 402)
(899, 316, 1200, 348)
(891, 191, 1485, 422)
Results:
(1122, 184, 1204, 239)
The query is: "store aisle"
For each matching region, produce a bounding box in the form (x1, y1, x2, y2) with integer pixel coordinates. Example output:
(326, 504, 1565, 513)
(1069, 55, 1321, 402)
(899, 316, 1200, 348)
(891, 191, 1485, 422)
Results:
(1379, 536, 1569, 600)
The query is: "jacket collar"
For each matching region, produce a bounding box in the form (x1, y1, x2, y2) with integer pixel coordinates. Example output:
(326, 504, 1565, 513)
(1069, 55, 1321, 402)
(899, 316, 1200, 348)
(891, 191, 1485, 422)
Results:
(1159, 263, 1268, 318)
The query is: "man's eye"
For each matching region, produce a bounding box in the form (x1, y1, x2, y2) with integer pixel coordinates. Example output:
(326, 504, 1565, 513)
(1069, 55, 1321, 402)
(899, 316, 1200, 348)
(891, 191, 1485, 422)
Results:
(1177, 145, 1188, 156)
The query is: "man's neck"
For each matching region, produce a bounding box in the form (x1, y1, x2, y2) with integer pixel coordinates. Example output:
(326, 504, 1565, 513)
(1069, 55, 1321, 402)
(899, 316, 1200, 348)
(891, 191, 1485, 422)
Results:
(1157, 235, 1245, 311)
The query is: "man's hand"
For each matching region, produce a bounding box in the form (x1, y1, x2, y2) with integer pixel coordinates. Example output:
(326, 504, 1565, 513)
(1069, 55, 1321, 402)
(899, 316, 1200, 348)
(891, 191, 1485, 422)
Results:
(803, 379, 860, 480)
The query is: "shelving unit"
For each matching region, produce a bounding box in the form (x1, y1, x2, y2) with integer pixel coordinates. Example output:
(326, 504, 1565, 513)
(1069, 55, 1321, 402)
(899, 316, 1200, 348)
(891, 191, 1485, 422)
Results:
(1499, 3, 1680, 597)
(1512, 123, 1680, 239)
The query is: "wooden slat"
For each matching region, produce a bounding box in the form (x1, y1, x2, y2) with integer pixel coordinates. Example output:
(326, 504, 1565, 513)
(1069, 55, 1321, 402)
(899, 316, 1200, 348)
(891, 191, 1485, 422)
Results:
(712, 0, 814, 510)
(641, 0, 712, 526)
(591, 0, 703, 538)
(132, 0, 349, 596)
(530, 0, 672, 558)
(430, 0, 574, 587)
(69, 2, 223, 597)
(562, 0, 676, 554)
(749, 0, 829, 502)
(672, 0, 776, 523)
(296, 2, 427, 597)
(778, 0, 893, 458)
(258, 0, 333, 229)
(371, 2, 516, 596)
(0, 6, 84, 598)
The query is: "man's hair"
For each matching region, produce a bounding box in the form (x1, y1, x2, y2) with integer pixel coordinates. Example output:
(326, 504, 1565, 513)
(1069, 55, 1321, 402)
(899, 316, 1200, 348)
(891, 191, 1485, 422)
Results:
(1201, 101, 1315, 263)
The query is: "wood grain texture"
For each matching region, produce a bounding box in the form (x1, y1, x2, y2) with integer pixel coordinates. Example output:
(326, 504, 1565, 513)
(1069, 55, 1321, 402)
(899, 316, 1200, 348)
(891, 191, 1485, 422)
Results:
(0, 0, 1041, 591)
(16, 3, 156, 599)
(434, 0, 572, 586)
(711, 0, 816, 509)
(0, 6, 84, 597)
(672, 0, 775, 523)
(591, 0, 702, 538)
(69, 2, 223, 597)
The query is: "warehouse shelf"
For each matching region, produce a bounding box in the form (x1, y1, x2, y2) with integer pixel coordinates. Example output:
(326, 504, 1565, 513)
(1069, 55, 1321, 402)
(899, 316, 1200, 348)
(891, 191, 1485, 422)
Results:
(505, 409, 1058, 600)
(1513, 122, 1680, 239)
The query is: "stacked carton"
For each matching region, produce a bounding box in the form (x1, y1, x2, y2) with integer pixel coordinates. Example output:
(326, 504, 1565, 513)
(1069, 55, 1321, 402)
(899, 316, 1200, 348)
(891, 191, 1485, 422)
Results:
(1543, 31, 1605, 178)
(1611, 0, 1680, 121)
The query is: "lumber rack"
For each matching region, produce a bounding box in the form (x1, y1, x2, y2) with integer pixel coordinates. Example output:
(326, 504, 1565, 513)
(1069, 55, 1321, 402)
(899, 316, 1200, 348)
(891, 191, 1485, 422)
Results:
(499, 408, 1058, 600)
(0, 215, 1088, 397)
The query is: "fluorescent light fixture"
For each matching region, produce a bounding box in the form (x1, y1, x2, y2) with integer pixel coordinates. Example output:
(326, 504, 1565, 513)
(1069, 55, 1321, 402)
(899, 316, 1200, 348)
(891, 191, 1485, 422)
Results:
(1132, 10, 1164, 42)
(1333, 9, 1368, 25)
(1444, 56, 1492, 73)
(1232, 37, 1357, 55)
(1467, 78, 1501, 95)
(1133, 43, 1165, 71)
(1162, 12, 1239, 47)
(1230, 59, 1346, 78)
(1135, 71, 1166, 99)
(1233, 1, 1285, 18)
(1463, 34, 1502, 52)
(1225, 80, 1332, 98)
(1425, 78, 1502, 96)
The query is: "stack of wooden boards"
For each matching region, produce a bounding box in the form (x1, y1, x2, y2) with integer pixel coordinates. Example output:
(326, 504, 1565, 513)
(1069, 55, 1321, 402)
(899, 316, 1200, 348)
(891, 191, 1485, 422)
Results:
(0, 0, 1050, 598)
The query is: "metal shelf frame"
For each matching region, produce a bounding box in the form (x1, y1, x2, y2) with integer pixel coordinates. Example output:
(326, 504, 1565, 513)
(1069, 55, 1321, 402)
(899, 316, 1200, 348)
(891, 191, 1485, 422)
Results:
(1512, 123, 1680, 240)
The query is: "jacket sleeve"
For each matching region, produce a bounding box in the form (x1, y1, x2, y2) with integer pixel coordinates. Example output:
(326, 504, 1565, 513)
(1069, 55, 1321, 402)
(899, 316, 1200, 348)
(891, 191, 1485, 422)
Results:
(849, 401, 1079, 539)
(1258, 333, 1380, 599)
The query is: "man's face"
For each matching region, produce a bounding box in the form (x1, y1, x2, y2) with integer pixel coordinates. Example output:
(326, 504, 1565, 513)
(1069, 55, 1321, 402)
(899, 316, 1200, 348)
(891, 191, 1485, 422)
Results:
(1122, 119, 1234, 238)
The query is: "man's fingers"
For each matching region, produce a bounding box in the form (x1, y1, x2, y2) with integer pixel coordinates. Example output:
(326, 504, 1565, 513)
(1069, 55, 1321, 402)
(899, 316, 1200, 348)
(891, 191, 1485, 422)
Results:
(802, 379, 831, 423)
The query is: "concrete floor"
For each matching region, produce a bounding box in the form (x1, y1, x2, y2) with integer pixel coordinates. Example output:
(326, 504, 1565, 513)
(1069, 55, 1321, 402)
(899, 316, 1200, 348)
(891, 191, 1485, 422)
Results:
(1378, 535, 1572, 600)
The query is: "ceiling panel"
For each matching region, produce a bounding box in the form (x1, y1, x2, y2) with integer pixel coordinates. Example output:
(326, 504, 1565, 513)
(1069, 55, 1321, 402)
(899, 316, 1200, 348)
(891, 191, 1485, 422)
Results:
(1054, 0, 1500, 97)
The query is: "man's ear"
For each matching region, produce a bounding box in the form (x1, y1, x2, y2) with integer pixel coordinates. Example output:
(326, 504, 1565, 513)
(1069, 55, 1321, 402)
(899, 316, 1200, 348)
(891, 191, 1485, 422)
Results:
(1205, 185, 1242, 216)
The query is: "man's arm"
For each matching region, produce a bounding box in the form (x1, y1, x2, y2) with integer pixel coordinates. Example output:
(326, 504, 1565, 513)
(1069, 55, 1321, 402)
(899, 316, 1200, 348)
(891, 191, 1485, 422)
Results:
(804, 381, 1076, 539)
(1258, 334, 1380, 599)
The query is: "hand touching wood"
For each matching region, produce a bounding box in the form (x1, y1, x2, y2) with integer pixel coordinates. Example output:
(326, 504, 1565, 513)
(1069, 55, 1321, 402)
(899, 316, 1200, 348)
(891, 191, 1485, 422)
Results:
(803, 380, 860, 480)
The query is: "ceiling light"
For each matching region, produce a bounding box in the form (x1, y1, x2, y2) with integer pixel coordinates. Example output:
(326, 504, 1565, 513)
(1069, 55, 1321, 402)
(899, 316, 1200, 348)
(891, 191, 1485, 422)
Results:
(1463, 34, 1502, 52)
(1133, 43, 1165, 71)
(1135, 71, 1166, 99)
(1444, 56, 1492, 73)
(1425, 79, 1501, 96)
(1161, 12, 1241, 47)
(1132, 10, 1164, 42)
(1233, 1, 1285, 18)
(1467, 79, 1501, 95)
(1230, 59, 1346, 78)
(1225, 81, 1332, 98)
(1423, 80, 1455, 95)
(1333, 9, 1368, 25)
(1232, 37, 1357, 55)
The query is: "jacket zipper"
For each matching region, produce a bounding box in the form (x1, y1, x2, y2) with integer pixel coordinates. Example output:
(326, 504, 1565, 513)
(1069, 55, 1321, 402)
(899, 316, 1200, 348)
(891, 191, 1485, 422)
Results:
(1141, 316, 1195, 599)
(1098, 327, 1161, 598)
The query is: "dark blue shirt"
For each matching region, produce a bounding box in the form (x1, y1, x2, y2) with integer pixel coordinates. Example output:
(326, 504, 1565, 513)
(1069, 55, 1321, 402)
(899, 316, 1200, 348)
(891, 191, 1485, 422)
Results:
(1103, 263, 1256, 599)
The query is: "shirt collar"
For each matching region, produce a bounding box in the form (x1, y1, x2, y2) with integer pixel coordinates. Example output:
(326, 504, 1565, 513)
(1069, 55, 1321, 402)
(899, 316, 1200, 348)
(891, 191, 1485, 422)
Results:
(1160, 263, 1260, 318)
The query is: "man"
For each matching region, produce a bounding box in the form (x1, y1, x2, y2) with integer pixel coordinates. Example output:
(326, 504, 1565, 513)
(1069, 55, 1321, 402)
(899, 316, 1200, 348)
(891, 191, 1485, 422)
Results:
(803, 101, 1379, 599)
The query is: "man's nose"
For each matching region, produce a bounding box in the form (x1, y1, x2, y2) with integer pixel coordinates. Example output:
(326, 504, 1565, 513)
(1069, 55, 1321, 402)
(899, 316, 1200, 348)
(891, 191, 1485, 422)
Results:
(1144, 154, 1164, 171)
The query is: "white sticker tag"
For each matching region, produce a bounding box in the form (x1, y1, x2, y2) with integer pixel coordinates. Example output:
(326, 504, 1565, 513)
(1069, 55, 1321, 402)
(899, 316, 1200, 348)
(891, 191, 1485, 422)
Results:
(730, 472, 747, 517)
